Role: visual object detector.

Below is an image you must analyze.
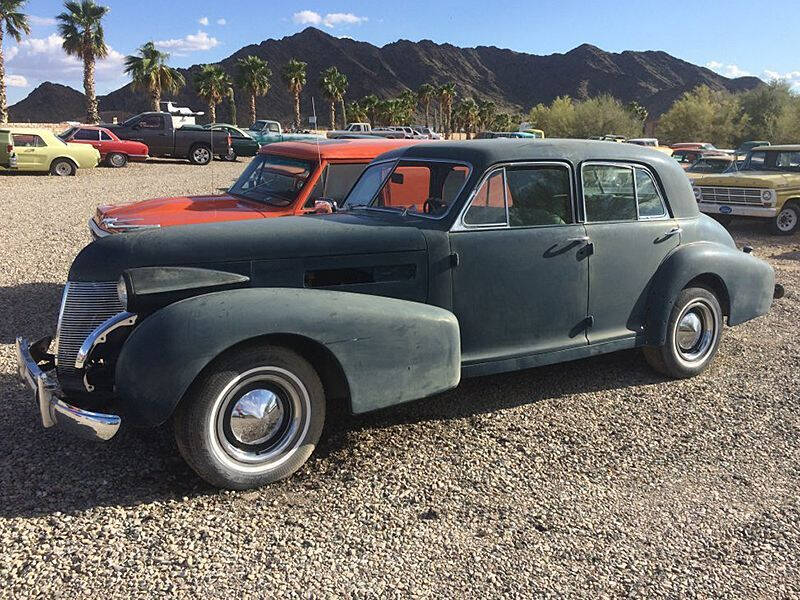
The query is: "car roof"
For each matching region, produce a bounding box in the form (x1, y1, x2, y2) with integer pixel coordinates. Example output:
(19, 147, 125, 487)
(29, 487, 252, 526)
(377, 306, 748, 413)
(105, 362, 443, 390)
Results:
(5, 128, 54, 136)
(259, 138, 419, 160)
(752, 144, 800, 152)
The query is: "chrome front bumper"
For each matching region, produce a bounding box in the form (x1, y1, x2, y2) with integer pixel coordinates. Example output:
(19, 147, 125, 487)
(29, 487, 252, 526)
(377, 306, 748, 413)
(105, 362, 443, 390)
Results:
(15, 337, 120, 441)
(698, 203, 779, 218)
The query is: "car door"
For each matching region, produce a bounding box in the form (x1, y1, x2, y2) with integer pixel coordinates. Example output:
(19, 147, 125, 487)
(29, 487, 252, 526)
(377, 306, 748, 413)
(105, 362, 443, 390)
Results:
(12, 133, 48, 170)
(72, 128, 102, 153)
(132, 114, 170, 155)
(581, 162, 680, 344)
(450, 162, 590, 365)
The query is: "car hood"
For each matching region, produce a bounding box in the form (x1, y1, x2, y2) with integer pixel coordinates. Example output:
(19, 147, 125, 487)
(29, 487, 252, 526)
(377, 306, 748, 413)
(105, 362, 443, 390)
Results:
(95, 194, 278, 230)
(692, 171, 797, 188)
(70, 212, 428, 282)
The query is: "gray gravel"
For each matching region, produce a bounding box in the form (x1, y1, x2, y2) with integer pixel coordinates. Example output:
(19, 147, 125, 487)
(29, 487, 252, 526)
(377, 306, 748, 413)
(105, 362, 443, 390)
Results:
(1, 160, 799, 598)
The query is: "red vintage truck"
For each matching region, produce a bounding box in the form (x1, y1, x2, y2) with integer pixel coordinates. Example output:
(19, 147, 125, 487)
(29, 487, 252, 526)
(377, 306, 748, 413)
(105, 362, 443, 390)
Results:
(89, 138, 419, 237)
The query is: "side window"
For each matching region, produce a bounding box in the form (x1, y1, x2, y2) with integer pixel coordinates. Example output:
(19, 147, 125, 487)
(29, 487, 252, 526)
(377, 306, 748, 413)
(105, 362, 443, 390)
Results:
(139, 115, 164, 129)
(12, 134, 45, 148)
(506, 165, 572, 226)
(324, 163, 368, 204)
(74, 128, 99, 141)
(268, 123, 280, 133)
(464, 170, 507, 226)
(100, 130, 113, 141)
(583, 164, 637, 222)
(635, 168, 667, 218)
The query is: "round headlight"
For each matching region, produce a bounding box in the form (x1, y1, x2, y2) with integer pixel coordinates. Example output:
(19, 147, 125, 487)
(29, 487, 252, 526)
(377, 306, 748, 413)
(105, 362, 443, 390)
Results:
(761, 189, 773, 201)
(117, 275, 128, 310)
(693, 187, 702, 201)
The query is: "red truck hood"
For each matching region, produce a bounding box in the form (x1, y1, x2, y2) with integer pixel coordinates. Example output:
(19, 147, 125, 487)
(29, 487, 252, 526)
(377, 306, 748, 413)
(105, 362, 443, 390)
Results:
(93, 193, 299, 232)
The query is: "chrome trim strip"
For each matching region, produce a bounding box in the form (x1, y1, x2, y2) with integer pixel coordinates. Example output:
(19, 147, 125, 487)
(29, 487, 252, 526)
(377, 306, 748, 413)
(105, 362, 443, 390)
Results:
(53, 282, 70, 361)
(88, 217, 109, 239)
(15, 337, 120, 441)
(75, 311, 137, 370)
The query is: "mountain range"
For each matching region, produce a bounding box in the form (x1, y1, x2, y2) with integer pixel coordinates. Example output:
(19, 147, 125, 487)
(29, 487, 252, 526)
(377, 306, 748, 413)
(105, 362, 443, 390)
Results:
(8, 27, 763, 125)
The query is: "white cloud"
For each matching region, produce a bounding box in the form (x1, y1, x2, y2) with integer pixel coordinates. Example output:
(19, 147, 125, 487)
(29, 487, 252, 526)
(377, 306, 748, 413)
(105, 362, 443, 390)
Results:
(28, 15, 57, 26)
(4, 74, 28, 87)
(216, 18, 227, 25)
(198, 16, 209, 26)
(6, 34, 126, 92)
(705, 61, 751, 78)
(763, 69, 800, 90)
(154, 30, 220, 53)
(292, 10, 367, 28)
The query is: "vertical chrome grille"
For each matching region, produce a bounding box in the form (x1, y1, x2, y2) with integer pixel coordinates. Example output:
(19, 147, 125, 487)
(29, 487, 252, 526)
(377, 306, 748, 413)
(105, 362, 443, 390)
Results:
(56, 282, 123, 384)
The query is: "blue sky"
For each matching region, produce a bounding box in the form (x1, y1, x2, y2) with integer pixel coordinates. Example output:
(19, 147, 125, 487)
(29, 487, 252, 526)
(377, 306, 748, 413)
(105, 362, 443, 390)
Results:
(5, 0, 800, 104)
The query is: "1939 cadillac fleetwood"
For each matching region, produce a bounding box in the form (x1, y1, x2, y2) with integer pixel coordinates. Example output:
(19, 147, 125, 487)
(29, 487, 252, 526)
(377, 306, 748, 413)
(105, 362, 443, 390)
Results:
(16, 140, 779, 489)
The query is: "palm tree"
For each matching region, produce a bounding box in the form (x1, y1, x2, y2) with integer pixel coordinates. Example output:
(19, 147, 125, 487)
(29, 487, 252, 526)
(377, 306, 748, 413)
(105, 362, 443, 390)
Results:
(456, 98, 479, 139)
(493, 112, 512, 132)
(227, 86, 236, 126)
(236, 55, 271, 127)
(361, 94, 379, 126)
(477, 100, 496, 132)
(56, 0, 109, 124)
(194, 64, 231, 123)
(0, 0, 30, 123)
(438, 83, 456, 139)
(320, 66, 347, 129)
(417, 83, 435, 127)
(347, 100, 367, 124)
(124, 42, 185, 112)
(281, 58, 306, 130)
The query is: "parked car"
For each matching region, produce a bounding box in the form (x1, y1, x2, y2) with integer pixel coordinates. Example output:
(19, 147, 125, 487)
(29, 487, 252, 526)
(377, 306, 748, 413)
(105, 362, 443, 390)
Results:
(737, 140, 770, 155)
(0, 127, 99, 175)
(327, 122, 405, 139)
(672, 149, 727, 169)
(692, 144, 800, 234)
(671, 142, 717, 151)
(686, 154, 735, 180)
(475, 131, 537, 139)
(104, 112, 231, 165)
(412, 126, 442, 139)
(16, 139, 778, 489)
(627, 138, 659, 147)
(88, 138, 418, 237)
(247, 120, 325, 145)
(58, 125, 149, 168)
(203, 123, 259, 161)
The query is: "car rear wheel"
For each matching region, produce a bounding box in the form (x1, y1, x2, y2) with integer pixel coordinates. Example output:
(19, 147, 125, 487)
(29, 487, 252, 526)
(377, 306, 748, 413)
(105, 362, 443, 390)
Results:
(643, 287, 723, 379)
(188, 144, 213, 165)
(174, 343, 325, 489)
(769, 203, 799, 235)
(106, 152, 128, 168)
(50, 158, 76, 176)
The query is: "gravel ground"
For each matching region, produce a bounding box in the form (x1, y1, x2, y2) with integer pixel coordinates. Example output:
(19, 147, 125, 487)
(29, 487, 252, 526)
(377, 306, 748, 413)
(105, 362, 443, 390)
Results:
(0, 160, 799, 598)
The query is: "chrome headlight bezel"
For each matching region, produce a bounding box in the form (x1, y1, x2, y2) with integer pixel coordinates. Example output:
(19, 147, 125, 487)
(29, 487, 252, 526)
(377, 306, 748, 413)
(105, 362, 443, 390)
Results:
(761, 189, 775, 204)
(116, 276, 129, 311)
(693, 187, 702, 201)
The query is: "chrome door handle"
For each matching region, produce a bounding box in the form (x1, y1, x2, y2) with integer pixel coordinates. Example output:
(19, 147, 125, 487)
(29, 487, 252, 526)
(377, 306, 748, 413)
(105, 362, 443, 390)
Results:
(664, 227, 682, 237)
(567, 236, 590, 243)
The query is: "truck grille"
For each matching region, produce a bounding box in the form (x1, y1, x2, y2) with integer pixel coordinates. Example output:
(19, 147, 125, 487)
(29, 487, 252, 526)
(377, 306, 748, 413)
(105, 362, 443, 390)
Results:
(697, 186, 764, 205)
(56, 282, 123, 387)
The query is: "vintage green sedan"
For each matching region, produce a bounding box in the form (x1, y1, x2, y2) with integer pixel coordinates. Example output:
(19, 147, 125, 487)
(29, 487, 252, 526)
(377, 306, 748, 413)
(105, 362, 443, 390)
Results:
(16, 140, 779, 489)
(203, 123, 260, 161)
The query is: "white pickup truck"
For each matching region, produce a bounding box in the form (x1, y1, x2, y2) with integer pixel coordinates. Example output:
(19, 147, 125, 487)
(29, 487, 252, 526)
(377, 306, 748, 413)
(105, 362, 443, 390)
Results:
(326, 123, 405, 139)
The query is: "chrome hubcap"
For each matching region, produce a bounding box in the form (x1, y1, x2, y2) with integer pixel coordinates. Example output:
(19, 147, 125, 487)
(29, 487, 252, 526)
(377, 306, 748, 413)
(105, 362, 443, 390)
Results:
(194, 148, 210, 163)
(212, 366, 310, 468)
(674, 301, 716, 363)
(55, 162, 70, 175)
(111, 154, 125, 166)
(777, 207, 798, 232)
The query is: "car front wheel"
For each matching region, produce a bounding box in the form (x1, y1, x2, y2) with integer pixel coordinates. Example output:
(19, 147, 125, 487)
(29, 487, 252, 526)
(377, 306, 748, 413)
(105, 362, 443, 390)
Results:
(174, 343, 325, 489)
(643, 287, 723, 379)
(50, 158, 76, 176)
(769, 203, 799, 235)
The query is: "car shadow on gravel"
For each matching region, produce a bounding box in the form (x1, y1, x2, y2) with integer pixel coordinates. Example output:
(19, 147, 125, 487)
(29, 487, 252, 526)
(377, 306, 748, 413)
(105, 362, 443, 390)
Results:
(0, 282, 64, 344)
(0, 349, 665, 518)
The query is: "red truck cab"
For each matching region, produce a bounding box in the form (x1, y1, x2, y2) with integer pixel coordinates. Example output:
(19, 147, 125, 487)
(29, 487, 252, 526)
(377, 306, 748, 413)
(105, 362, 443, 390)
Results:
(90, 138, 419, 237)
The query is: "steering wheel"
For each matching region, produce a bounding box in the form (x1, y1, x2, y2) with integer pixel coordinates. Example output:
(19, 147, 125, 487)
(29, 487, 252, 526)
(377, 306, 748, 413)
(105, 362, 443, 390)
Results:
(423, 197, 446, 215)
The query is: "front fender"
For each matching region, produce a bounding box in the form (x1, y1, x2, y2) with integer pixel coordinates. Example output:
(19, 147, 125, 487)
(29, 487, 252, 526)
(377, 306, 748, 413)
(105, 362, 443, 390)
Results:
(115, 288, 461, 427)
(646, 241, 774, 345)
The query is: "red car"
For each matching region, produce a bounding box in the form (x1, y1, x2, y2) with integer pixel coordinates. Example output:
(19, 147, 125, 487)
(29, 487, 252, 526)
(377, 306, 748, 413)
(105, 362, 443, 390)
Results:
(59, 125, 149, 168)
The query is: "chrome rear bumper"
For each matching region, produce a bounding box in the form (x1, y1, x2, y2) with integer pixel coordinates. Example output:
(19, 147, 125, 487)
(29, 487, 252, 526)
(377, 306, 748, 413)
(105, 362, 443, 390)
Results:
(15, 337, 120, 441)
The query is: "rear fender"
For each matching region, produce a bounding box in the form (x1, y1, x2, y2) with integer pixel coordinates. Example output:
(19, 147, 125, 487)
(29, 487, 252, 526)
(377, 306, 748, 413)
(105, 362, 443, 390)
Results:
(115, 288, 461, 427)
(645, 242, 774, 345)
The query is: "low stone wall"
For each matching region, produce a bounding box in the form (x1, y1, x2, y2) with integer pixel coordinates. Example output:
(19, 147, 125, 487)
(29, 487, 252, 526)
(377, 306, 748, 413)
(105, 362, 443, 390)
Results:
(4, 122, 70, 133)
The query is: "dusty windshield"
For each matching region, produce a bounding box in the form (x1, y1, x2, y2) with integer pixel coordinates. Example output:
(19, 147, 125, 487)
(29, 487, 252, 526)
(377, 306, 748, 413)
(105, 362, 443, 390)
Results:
(744, 150, 800, 172)
(228, 154, 315, 206)
(343, 159, 470, 218)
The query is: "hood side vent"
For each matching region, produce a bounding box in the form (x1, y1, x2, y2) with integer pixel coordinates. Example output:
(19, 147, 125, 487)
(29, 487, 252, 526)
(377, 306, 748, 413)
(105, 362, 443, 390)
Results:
(305, 264, 416, 288)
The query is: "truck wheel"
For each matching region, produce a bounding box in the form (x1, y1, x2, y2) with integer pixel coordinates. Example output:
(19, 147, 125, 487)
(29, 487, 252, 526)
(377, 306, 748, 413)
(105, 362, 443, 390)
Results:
(174, 343, 325, 489)
(50, 158, 76, 176)
(643, 287, 723, 379)
(769, 203, 799, 235)
(221, 151, 237, 162)
(189, 144, 213, 165)
(106, 152, 128, 168)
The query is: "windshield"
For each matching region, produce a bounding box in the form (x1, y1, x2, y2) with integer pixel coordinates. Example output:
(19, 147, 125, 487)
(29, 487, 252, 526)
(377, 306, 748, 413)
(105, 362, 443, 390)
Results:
(58, 127, 77, 139)
(249, 121, 266, 131)
(743, 150, 800, 172)
(688, 158, 731, 174)
(228, 154, 315, 206)
(343, 159, 470, 218)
